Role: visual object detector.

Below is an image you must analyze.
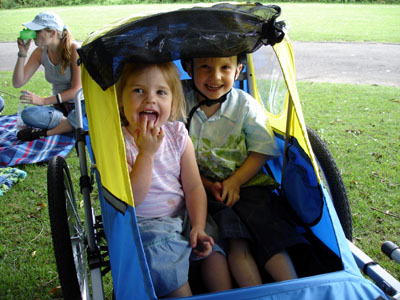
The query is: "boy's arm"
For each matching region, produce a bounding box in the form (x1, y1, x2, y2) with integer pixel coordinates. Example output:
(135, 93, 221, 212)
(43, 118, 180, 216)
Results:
(181, 138, 214, 255)
(223, 151, 269, 206)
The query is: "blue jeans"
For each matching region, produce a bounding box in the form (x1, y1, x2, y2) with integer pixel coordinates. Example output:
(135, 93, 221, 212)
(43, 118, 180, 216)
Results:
(20, 101, 86, 130)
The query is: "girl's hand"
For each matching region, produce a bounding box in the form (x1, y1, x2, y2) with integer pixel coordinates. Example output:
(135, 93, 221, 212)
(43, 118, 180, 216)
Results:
(190, 227, 214, 258)
(17, 38, 31, 55)
(19, 90, 46, 106)
(133, 116, 164, 155)
(221, 176, 240, 207)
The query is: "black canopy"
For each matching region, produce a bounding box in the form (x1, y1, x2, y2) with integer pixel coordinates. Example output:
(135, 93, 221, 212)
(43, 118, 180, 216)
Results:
(77, 3, 285, 90)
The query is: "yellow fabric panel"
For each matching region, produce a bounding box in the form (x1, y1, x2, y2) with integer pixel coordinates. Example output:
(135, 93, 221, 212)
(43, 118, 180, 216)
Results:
(247, 38, 308, 151)
(273, 37, 321, 181)
(248, 37, 320, 182)
(81, 66, 134, 207)
(273, 39, 304, 141)
(246, 43, 290, 137)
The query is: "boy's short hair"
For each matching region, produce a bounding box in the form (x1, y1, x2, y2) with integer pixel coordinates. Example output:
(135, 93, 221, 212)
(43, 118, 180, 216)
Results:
(116, 61, 186, 123)
(181, 53, 246, 74)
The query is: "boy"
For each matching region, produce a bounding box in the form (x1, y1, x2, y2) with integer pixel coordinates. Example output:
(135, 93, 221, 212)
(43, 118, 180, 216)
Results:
(183, 54, 308, 284)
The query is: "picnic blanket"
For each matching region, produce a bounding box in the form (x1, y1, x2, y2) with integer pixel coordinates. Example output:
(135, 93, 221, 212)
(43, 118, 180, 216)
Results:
(0, 167, 27, 196)
(0, 114, 75, 166)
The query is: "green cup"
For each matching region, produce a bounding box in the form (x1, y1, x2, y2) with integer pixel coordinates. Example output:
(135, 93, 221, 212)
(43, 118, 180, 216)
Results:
(19, 29, 37, 40)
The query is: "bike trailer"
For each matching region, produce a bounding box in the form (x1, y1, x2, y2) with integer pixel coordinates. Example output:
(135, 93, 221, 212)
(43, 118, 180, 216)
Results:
(47, 3, 399, 299)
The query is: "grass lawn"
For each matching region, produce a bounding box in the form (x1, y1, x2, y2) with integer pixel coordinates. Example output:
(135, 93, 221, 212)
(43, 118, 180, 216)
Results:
(0, 2, 399, 299)
(1, 69, 399, 298)
(298, 81, 400, 277)
(0, 3, 399, 42)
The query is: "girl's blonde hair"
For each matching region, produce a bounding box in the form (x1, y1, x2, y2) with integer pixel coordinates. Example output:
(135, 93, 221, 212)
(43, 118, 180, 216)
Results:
(45, 27, 74, 75)
(116, 62, 186, 125)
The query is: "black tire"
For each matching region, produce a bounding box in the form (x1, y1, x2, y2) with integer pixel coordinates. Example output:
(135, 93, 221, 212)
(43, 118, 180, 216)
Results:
(47, 156, 89, 300)
(306, 126, 353, 240)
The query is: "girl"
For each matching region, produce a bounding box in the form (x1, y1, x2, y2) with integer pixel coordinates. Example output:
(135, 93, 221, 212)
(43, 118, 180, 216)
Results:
(116, 61, 231, 297)
(12, 11, 82, 141)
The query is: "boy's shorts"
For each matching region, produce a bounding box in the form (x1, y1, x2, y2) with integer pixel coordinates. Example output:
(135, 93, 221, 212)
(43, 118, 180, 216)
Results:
(207, 196, 253, 241)
(234, 186, 308, 267)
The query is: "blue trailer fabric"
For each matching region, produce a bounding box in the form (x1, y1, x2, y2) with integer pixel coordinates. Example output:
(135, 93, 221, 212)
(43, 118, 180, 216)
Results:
(97, 178, 157, 300)
(282, 143, 323, 226)
(187, 271, 386, 299)
(96, 168, 388, 300)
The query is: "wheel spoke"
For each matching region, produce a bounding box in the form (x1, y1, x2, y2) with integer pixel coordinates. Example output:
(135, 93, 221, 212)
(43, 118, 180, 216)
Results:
(48, 156, 91, 300)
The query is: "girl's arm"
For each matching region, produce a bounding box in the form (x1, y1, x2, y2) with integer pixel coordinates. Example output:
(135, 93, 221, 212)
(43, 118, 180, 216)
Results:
(222, 151, 270, 207)
(15, 43, 82, 106)
(12, 40, 41, 88)
(181, 138, 213, 256)
(129, 151, 155, 206)
(128, 119, 164, 206)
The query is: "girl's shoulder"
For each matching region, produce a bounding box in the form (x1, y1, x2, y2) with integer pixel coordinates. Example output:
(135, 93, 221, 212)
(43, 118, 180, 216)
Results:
(163, 121, 187, 136)
(32, 46, 44, 56)
(71, 42, 80, 50)
(163, 121, 188, 155)
(29, 46, 44, 64)
(70, 42, 80, 55)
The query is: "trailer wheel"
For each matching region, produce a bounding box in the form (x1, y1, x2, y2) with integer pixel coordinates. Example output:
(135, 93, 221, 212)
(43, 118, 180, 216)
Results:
(307, 126, 353, 240)
(47, 156, 90, 300)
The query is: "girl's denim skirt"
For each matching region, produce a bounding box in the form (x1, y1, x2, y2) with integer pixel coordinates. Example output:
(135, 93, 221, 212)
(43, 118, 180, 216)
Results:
(137, 215, 192, 297)
(137, 213, 224, 297)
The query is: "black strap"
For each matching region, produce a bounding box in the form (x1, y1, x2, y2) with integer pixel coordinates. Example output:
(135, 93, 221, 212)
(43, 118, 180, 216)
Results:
(186, 95, 227, 130)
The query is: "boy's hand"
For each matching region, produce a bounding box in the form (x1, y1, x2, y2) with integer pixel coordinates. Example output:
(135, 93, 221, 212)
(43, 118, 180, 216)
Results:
(210, 181, 224, 202)
(133, 116, 164, 155)
(190, 227, 214, 258)
(221, 177, 240, 207)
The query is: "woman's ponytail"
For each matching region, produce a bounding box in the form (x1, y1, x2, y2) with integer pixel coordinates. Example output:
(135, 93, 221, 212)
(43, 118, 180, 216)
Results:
(59, 28, 73, 75)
